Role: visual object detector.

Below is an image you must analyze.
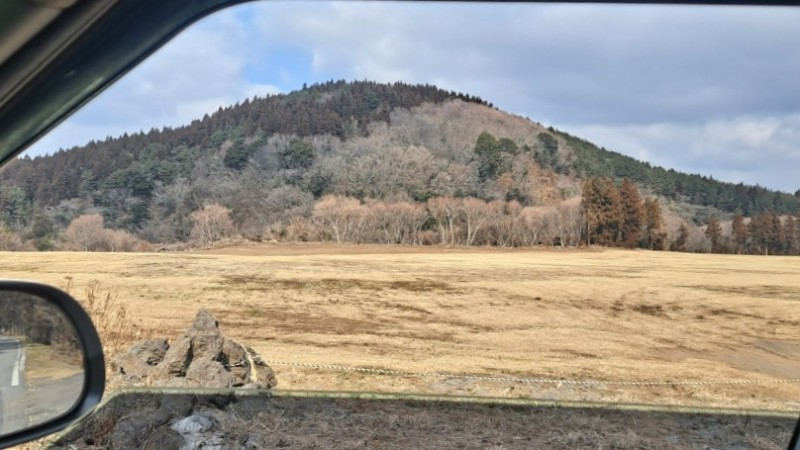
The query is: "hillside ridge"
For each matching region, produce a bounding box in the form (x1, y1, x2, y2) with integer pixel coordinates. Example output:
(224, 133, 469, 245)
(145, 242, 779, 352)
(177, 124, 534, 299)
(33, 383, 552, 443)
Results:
(0, 80, 797, 254)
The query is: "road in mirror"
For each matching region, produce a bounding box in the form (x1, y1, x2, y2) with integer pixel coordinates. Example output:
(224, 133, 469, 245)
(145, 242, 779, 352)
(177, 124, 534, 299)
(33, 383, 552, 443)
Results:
(0, 290, 84, 437)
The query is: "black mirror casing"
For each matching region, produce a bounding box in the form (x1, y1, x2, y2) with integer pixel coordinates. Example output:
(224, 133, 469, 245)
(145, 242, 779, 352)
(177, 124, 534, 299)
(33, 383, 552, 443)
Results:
(0, 281, 105, 449)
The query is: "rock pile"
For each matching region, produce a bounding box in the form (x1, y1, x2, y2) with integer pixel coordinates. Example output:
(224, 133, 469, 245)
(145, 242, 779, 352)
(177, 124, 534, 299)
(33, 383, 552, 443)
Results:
(111, 310, 276, 389)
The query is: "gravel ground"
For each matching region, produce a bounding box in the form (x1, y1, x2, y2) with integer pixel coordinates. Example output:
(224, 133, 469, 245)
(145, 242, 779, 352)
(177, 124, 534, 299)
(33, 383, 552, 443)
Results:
(47, 390, 798, 450)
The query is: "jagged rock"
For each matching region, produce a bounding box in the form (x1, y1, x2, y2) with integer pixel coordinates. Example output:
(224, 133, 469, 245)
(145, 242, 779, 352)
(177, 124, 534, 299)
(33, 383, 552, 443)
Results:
(111, 339, 169, 383)
(171, 413, 216, 434)
(143, 425, 183, 450)
(185, 359, 231, 387)
(151, 395, 195, 424)
(111, 310, 276, 389)
(109, 413, 156, 450)
(170, 413, 230, 450)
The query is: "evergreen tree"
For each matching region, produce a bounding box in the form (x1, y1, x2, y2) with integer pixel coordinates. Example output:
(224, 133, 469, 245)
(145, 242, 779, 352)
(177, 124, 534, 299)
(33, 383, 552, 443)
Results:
(783, 214, 797, 255)
(643, 198, 666, 250)
(618, 178, 645, 248)
(705, 214, 724, 253)
(497, 137, 519, 155)
(280, 139, 316, 170)
(768, 210, 786, 255)
(581, 177, 623, 246)
(731, 211, 748, 254)
(78, 170, 98, 198)
(749, 211, 770, 255)
(670, 223, 689, 252)
(223, 139, 256, 171)
(534, 133, 559, 169)
(0, 186, 32, 230)
(473, 132, 502, 180)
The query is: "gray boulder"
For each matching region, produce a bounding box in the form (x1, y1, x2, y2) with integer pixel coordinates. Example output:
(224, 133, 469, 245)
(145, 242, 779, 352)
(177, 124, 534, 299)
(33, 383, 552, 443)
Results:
(111, 310, 277, 389)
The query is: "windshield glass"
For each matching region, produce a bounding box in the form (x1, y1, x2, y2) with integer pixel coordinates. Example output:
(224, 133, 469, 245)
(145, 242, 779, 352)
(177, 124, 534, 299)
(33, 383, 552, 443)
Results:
(2, 0, 800, 440)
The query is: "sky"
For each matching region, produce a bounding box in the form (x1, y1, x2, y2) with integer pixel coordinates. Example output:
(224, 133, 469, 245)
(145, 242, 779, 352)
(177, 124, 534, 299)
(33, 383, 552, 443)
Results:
(24, 2, 800, 193)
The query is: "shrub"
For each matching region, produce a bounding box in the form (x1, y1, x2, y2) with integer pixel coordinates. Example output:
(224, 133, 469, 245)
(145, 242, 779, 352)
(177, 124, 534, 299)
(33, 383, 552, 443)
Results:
(65, 278, 151, 366)
(106, 229, 141, 252)
(190, 203, 237, 247)
(0, 223, 31, 250)
(62, 214, 107, 251)
(62, 213, 146, 251)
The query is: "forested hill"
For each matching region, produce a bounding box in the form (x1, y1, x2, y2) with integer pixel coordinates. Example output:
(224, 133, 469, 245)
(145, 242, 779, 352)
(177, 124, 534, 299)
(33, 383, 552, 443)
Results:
(0, 80, 798, 251)
(0, 80, 490, 207)
(561, 131, 800, 216)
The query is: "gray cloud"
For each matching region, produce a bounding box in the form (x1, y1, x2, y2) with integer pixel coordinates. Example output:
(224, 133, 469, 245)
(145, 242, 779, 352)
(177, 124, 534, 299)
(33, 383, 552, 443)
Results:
(253, 2, 800, 191)
(254, 3, 800, 126)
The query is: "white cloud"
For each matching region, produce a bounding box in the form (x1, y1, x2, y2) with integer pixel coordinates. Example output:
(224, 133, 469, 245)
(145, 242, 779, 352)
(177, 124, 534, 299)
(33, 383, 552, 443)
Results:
(24, 7, 280, 156)
(566, 115, 800, 192)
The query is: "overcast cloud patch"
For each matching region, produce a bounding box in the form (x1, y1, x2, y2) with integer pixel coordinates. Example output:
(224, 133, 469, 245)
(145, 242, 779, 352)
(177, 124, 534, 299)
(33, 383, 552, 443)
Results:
(567, 114, 800, 192)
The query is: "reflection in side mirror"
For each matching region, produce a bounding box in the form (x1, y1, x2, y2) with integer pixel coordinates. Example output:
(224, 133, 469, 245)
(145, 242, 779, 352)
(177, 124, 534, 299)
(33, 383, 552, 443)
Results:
(0, 291, 83, 436)
(0, 282, 104, 448)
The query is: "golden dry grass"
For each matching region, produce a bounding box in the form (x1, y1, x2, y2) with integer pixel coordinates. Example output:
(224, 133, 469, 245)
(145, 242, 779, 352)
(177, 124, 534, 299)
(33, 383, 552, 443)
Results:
(23, 344, 82, 382)
(3, 245, 800, 410)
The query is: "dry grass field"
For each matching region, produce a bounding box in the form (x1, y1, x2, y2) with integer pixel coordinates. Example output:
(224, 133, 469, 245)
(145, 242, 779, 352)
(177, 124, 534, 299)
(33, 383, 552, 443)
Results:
(3, 245, 800, 411)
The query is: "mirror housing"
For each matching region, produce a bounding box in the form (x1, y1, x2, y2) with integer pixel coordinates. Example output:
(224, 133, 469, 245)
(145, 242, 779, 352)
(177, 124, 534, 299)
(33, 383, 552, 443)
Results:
(0, 280, 104, 448)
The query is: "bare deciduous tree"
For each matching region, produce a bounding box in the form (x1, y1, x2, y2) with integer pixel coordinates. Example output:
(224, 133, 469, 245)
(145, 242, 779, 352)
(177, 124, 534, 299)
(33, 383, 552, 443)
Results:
(460, 198, 491, 246)
(519, 206, 547, 246)
(106, 229, 143, 252)
(485, 200, 519, 247)
(366, 200, 428, 245)
(63, 214, 107, 251)
(313, 195, 365, 244)
(427, 197, 461, 245)
(550, 198, 582, 247)
(62, 213, 144, 251)
(190, 204, 237, 247)
(285, 216, 318, 242)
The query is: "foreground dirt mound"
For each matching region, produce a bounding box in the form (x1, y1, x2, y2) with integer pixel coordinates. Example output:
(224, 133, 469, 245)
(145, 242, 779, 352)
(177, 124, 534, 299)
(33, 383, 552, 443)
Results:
(111, 310, 276, 389)
(50, 392, 795, 450)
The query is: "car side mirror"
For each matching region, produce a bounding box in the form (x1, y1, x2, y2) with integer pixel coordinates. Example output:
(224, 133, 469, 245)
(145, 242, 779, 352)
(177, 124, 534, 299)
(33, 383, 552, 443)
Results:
(0, 281, 105, 448)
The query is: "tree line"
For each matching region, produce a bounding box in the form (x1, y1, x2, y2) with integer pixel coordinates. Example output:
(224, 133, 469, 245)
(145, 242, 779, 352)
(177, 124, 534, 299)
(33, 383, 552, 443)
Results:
(1, 79, 796, 226)
(4, 174, 798, 256)
(580, 177, 800, 256)
(560, 130, 800, 216)
(580, 178, 667, 250)
(704, 210, 800, 256)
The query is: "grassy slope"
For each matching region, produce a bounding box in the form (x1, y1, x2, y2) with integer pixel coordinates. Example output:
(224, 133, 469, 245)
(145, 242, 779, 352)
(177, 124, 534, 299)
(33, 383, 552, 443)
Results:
(3, 245, 800, 410)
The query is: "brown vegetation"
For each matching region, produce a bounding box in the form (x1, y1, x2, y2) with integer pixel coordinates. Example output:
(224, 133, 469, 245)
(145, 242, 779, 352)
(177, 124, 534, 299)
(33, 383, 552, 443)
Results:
(189, 204, 237, 248)
(2, 246, 800, 412)
(305, 194, 582, 247)
(0, 223, 33, 250)
(63, 278, 152, 365)
(0, 96, 797, 256)
(62, 214, 144, 252)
